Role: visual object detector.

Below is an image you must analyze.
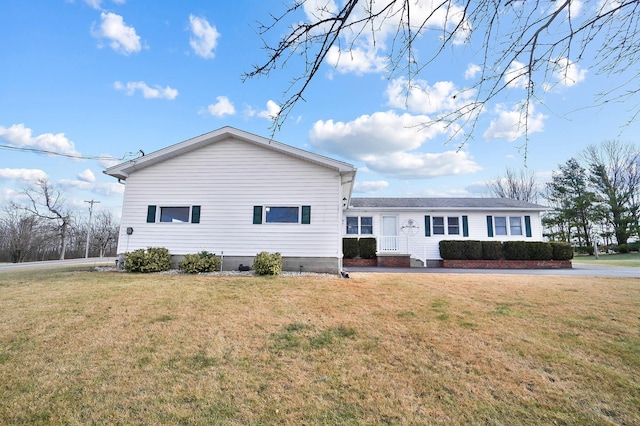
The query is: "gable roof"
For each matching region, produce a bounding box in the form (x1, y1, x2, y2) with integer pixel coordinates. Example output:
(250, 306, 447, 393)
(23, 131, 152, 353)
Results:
(350, 197, 548, 211)
(104, 126, 356, 180)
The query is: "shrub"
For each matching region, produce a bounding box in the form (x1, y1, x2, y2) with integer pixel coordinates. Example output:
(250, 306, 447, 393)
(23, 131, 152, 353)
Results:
(576, 246, 594, 255)
(629, 241, 640, 252)
(617, 244, 630, 254)
(253, 251, 282, 275)
(124, 247, 171, 273)
(551, 242, 573, 260)
(482, 241, 504, 260)
(503, 241, 529, 260)
(527, 242, 553, 260)
(359, 238, 377, 259)
(178, 251, 221, 273)
(438, 241, 482, 260)
(342, 239, 358, 259)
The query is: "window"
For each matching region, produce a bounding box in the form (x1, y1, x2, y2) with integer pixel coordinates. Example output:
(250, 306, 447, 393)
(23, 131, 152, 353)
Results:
(495, 216, 508, 235)
(509, 216, 523, 235)
(254, 205, 311, 224)
(160, 207, 190, 223)
(147, 205, 201, 224)
(266, 206, 299, 223)
(346, 216, 373, 234)
(433, 217, 445, 235)
(488, 215, 530, 237)
(448, 217, 460, 235)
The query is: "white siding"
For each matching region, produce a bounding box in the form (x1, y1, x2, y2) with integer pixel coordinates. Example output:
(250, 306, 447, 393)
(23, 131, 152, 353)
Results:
(344, 209, 544, 263)
(117, 137, 342, 257)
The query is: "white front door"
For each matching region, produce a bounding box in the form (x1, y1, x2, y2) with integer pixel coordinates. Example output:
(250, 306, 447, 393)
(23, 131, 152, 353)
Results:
(381, 216, 398, 251)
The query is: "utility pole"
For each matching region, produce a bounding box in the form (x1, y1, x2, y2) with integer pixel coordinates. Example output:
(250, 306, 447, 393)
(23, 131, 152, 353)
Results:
(85, 200, 100, 258)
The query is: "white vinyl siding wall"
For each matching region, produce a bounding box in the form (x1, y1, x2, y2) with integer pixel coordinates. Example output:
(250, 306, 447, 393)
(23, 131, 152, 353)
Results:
(117, 138, 342, 257)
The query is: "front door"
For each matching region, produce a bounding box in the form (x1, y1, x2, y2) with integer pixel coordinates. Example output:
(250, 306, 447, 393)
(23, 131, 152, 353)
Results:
(381, 216, 398, 251)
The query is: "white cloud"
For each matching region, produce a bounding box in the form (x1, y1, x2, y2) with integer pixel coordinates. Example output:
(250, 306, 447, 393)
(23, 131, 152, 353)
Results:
(364, 150, 481, 179)
(207, 96, 236, 117)
(81, 0, 125, 10)
(58, 179, 125, 196)
(310, 110, 480, 179)
(77, 169, 96, 183)
(386, 77, 476, 115)
(114, 81, 178, 100)
(505, 61, 529, 89)
(189, 15, 220, 59)
(93, 12, 141, 55)
(551, 57, 587, 87)
(483, 103, 547, 141)
(465, 63, 481, 80)
(0, 123, 81, 157)
(326, 45, 387, 75)
(353, 180, 389, 193)
(0, 168, 48, 183)
(310, 110, 446, 160)
(258, 100, 281, 120)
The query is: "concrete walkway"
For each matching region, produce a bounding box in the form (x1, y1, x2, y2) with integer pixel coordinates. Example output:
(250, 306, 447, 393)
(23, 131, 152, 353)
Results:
(344, 264, 640, 278)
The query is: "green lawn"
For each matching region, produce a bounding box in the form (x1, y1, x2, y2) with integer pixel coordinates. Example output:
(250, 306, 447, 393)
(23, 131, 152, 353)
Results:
(1, 268, 639, 424)
(571, 252, 640, 267)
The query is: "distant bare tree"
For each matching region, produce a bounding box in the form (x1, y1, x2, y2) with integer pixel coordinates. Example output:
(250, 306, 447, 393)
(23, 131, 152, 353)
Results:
(0, 204, 41, 263)
(22, 179, 73, 260)
(247, 1, 640, 151)
(91, 210, 119, 257)
(488, 168, 539, 203)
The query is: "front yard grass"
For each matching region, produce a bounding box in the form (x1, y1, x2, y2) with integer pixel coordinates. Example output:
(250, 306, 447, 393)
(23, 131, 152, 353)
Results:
(1, 268, 639, 424)
(572, 252, 640, 267)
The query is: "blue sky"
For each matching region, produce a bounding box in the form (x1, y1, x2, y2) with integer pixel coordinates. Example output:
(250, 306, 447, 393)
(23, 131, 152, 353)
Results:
(1, 0, 637, 219)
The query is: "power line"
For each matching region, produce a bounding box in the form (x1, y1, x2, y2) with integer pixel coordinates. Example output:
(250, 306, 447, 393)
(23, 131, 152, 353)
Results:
(0, 144, 143, 161)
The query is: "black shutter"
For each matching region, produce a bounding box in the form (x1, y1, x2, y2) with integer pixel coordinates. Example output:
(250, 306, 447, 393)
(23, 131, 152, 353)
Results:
(525, 215, 532, 237)
(486, 215, 494, 237)
(191, 206, 201, 223)
(301, 206, 311, 224)
(146, 205, 156, 223)
(424, 215, 431, 237)
(253, 206, 263, 224)
(462, 215, 469, 237)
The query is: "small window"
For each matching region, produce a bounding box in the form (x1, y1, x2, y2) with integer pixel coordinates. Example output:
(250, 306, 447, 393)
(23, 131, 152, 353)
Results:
(448, 217, 460, 235)
(509, 217, 523, 235)
(346, 217, 359, 234)
(360, 217, 373, 235)
(265, 206, 299, 223)
(494, 216, 508, 235)
(433, 217, 445, 235)
(160, 207, 190, 223)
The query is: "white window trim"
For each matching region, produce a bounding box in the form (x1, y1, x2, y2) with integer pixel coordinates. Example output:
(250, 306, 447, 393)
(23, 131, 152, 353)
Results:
(493, 216, 524, 236)
(432, 215, 461, 236)
(345, 216, 373, 235)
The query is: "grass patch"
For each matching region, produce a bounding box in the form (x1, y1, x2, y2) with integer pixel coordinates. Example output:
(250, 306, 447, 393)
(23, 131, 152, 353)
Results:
(0, 268, 639, 424)
(572, 252, 640, 267)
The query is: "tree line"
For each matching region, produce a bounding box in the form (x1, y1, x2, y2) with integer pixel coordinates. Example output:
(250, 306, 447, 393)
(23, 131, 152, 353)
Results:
(0, 179, 119, 263)
(491, 140, 640, 250)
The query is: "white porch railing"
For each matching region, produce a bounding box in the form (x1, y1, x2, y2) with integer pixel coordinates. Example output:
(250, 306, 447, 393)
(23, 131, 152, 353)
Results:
(378, 236, 399, 252)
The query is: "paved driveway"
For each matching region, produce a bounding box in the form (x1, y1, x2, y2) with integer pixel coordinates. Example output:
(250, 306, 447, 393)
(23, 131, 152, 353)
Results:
(344, 264, 640, 278)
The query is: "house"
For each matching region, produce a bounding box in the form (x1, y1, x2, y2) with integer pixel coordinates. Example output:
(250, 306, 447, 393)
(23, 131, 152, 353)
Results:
(104, 127, 356, 273)
(343, 197, 547, 267)
(105, 127, 547, 273)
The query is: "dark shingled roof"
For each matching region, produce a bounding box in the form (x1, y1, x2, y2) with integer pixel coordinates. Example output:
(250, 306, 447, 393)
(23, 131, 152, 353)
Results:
(350, 197, 547, 210)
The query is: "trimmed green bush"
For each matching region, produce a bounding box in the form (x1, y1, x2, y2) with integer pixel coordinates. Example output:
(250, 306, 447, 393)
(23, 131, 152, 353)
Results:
(178, 251, 221, 273)
(616, 244, 630, 254)
(124, 247, 171, 273)
(503, 241, 529, 260)
(359, 238, 377, 259)
(629, 241, 640, 252)
(253, 251, 282, 275)
(342, 239, 359, 259)
(439, 240, 482, 260)
(482, 241, 504, 260)
(551, 242, 573, 260)
(527, 242, 553, 260)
